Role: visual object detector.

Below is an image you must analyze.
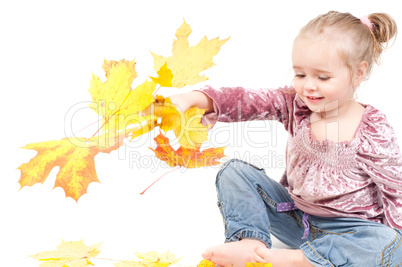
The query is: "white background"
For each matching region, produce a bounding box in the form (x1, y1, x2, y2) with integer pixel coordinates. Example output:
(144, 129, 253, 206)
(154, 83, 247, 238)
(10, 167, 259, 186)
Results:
(1, 0, 401, 266)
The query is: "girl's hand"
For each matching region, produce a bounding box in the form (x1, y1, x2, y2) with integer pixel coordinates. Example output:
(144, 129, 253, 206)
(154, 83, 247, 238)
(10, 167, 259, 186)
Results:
(168, 93, 192, 113)
(170, 91, 213, 113)
(141, 91, 213, 116)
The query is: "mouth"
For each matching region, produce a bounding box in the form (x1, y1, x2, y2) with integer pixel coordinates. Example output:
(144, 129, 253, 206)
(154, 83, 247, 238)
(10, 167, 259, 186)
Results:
(306, 96, 324, 103)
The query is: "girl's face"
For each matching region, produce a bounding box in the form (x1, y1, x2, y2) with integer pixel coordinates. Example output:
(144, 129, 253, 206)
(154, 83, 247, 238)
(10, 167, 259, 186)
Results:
(292, 36, 356, 116)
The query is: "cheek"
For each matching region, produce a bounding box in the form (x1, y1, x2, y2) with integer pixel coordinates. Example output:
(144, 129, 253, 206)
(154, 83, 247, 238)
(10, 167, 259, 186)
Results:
(325, 82, 353, 100)
(293, 80, 303, 94)
(323, 89, 342, 102)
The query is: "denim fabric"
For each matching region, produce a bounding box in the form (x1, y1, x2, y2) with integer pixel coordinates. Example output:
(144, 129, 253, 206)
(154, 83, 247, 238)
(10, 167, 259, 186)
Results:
(216, 159, 402, 266)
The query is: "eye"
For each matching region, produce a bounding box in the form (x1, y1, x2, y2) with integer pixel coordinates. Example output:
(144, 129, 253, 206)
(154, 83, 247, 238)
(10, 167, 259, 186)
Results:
(318, 76, 330, 81)
(294, 73, 306, 78)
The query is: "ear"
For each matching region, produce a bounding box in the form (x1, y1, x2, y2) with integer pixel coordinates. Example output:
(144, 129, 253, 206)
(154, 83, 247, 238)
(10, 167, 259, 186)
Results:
(354, 61, 368, 87)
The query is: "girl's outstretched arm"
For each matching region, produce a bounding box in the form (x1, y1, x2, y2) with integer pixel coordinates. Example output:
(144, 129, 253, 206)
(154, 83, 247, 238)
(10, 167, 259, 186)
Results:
(169, 91, 214, 113)
(142, 91, 213, 116)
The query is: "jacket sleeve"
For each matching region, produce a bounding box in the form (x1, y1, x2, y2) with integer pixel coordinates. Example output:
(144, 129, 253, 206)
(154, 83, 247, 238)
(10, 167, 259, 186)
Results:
(196, 85, 297, 131)
(357, 107, 402, 229)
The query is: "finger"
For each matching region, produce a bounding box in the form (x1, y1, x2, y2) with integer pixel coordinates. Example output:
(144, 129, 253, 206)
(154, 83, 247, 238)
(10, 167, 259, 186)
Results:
(201, 248, 214, 261)
(254, 246, 270, 262)
(253, 251, 265, 263)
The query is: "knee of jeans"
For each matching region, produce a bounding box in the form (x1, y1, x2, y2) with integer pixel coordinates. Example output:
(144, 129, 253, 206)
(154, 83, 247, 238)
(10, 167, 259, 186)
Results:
(215, 158, 264, 188)
(215, 159, 245, 186)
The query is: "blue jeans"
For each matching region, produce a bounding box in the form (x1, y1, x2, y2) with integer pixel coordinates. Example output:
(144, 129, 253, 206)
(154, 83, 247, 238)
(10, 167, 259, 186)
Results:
(216, 159, 402, 267)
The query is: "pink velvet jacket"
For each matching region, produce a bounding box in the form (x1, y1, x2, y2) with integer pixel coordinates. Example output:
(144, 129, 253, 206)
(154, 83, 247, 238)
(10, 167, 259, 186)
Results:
(198, 85, 402, 229)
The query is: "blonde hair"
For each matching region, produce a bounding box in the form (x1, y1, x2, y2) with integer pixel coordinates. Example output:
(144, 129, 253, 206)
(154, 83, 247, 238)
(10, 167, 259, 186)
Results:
(297, 11, 397, 80)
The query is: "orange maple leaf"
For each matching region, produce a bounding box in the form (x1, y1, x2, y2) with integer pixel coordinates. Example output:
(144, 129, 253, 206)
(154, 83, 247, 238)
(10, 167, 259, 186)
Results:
(18, 133, 125, 201)
(149, 132, 225, 168)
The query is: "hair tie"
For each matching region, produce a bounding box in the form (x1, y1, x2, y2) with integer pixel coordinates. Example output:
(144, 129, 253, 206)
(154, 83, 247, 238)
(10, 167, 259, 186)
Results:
(360, 16, 374, 31)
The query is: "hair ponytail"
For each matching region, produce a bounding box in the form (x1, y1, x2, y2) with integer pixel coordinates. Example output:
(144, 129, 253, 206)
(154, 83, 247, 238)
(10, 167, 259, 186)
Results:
(368, 13, 398, 65)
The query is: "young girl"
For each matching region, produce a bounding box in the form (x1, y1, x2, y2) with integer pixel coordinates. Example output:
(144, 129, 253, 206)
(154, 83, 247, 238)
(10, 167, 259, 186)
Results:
(170, 11, 401, 266)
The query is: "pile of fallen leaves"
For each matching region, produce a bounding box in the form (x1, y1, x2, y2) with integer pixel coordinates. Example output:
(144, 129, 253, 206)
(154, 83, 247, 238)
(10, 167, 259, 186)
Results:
(31, 240, 273, 267)
(17, 19, 228, 201)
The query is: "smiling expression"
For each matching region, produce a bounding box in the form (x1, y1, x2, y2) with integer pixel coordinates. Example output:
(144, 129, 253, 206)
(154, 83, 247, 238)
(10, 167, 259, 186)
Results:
(292, 36, 357, 117)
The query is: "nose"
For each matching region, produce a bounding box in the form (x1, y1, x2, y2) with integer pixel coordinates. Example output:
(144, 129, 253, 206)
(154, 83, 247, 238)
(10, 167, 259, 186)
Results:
(303, 77, 317, 92)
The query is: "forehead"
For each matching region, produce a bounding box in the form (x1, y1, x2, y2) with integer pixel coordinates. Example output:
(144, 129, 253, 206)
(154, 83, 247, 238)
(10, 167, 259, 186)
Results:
(292, 36, 345, 70)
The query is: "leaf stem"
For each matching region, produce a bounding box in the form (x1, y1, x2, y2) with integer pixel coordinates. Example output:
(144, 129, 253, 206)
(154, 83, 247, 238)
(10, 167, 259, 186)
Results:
(140, 166, 181, 195)
(152, 84, 161, 97)
(73, 119, 101, 135)
(89, 90, 133, 140)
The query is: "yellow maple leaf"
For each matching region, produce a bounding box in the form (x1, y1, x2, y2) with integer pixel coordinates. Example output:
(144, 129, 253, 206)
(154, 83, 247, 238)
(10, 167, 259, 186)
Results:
(149, 96, 210, 149)
(115, 251, 181, 267)
(173, 106, 210, 149)
(31, 240, 101, 267)
(113, 80, 158, 132)
(149, 96, 181, 133)
(89, 59, 137, 116)
(151, 19, 229, 88)
(197, 259, 215, 267)
(103, 59, 136, 79)
(18, 132, 125, 201)
(127, 115, 159, 141)
(89, 59, 156, 131)
(150, 62, 173, 87)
